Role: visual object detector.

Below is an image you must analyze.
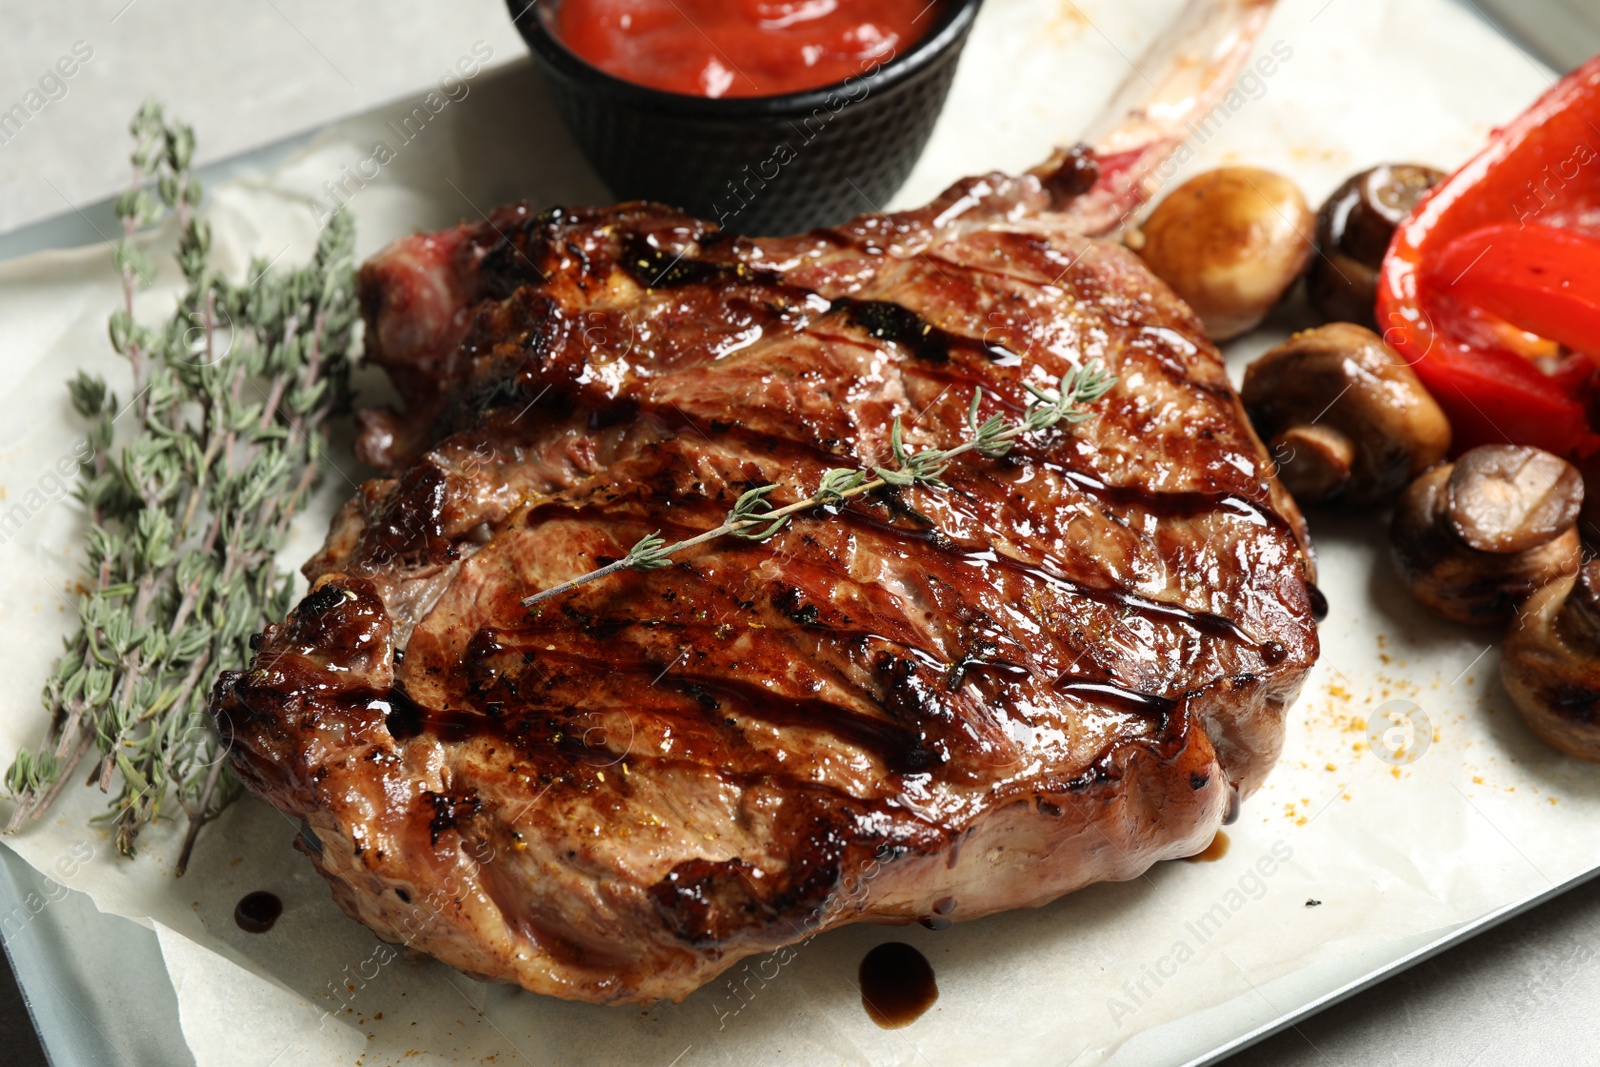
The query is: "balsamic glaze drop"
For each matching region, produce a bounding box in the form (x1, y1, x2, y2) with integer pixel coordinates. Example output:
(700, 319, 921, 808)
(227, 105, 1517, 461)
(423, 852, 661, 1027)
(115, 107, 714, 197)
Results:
(859, 942, 938, 1028)
(234, 891, 283, 934)
(383, 685, 427, 740)
(1306, 582, 1329, 622)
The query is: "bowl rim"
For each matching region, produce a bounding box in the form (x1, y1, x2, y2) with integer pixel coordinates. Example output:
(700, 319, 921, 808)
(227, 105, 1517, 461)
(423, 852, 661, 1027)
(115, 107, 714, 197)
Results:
(507, 0, 985, 118)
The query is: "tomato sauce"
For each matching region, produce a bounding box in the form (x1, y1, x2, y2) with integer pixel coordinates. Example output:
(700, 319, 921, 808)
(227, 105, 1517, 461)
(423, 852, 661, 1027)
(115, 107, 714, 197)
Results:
(549, 0, 944, 98)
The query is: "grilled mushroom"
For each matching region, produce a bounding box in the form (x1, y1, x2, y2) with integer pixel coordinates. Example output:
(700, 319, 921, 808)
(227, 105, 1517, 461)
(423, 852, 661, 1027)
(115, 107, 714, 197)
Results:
(1576, 453, 1600, 547)
(1242, 323, 1450, 506)
(1130, 167, 1314, 341)
(1308, 164, 1445, 328)
(1391, 445, 1583, 624)
(1503, 558, 1600, 761)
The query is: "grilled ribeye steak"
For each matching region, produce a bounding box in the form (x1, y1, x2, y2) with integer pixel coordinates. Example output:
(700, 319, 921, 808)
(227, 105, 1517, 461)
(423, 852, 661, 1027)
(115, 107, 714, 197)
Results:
(213, 180, 1319, 1002)
(212, 4, 1315, 1005)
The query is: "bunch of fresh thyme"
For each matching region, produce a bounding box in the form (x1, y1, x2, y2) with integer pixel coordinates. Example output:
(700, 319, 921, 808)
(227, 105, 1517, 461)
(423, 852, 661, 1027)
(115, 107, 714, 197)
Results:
(4, 102, 357, 872)
(523, 361, 1117, 607)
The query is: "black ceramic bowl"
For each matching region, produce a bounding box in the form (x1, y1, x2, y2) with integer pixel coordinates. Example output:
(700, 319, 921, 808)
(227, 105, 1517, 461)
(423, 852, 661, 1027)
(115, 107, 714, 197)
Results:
(508, 0, 984, 235)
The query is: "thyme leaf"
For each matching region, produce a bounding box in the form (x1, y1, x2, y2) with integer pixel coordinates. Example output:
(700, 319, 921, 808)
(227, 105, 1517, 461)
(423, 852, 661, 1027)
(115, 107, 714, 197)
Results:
(521, 359, 1116, 608)
(4, 101, 358, 873)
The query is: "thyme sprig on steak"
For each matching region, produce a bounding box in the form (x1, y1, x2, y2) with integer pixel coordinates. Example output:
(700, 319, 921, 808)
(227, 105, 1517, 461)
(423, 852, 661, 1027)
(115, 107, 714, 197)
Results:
(523, 359, 1116, 608)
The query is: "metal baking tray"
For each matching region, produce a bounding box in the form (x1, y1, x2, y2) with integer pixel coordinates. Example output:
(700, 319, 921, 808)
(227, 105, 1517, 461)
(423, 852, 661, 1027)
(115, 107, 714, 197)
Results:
(3, 4, 1597, 1064)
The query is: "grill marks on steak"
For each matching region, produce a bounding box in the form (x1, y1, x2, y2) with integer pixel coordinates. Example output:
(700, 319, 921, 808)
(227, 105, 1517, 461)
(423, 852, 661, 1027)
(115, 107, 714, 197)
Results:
(214, 171, 1318, 1002)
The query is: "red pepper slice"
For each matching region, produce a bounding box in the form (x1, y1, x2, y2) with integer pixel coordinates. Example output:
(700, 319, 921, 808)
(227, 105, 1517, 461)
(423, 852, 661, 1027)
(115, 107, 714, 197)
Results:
(1424, 223, 1600, 361)
(1377, 56, 1600, 456)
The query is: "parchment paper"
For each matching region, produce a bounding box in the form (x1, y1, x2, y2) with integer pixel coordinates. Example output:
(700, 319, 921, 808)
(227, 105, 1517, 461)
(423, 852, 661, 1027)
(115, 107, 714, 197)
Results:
(1, 1, 1587, 1064)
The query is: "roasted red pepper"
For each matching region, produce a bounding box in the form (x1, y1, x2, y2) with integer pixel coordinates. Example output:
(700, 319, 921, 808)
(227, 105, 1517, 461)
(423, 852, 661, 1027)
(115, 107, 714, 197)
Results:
(1377, 55, 1600, 456)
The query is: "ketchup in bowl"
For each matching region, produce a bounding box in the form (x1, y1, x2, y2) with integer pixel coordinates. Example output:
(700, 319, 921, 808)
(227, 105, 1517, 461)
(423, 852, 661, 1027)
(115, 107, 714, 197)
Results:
(549, 0, 946, 98)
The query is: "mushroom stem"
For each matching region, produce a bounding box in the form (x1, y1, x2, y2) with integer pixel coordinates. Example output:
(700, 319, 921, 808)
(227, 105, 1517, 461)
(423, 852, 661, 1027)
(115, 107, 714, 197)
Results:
(1446, 447, 1585, 554)
(1271, 425, 1355, 501)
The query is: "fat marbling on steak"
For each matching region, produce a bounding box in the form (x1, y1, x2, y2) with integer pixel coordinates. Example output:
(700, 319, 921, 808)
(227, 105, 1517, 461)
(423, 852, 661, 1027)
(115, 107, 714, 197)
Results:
(211, 0, 1317, 1005)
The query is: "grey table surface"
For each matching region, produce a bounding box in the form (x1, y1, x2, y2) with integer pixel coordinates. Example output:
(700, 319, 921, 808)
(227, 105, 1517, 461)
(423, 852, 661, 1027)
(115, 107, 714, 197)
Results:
(2, 1, 1598, 1065)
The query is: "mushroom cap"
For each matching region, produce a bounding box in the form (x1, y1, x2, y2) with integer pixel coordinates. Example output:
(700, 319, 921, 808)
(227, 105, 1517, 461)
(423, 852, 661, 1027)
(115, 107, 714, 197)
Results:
(1308, 164, 1444, 328)
(1135, 167, 1314, 341)
(1242, 323, 1451, 507)
(1503, 560, 1600, 761)
(1333, 165, 1446, 265)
